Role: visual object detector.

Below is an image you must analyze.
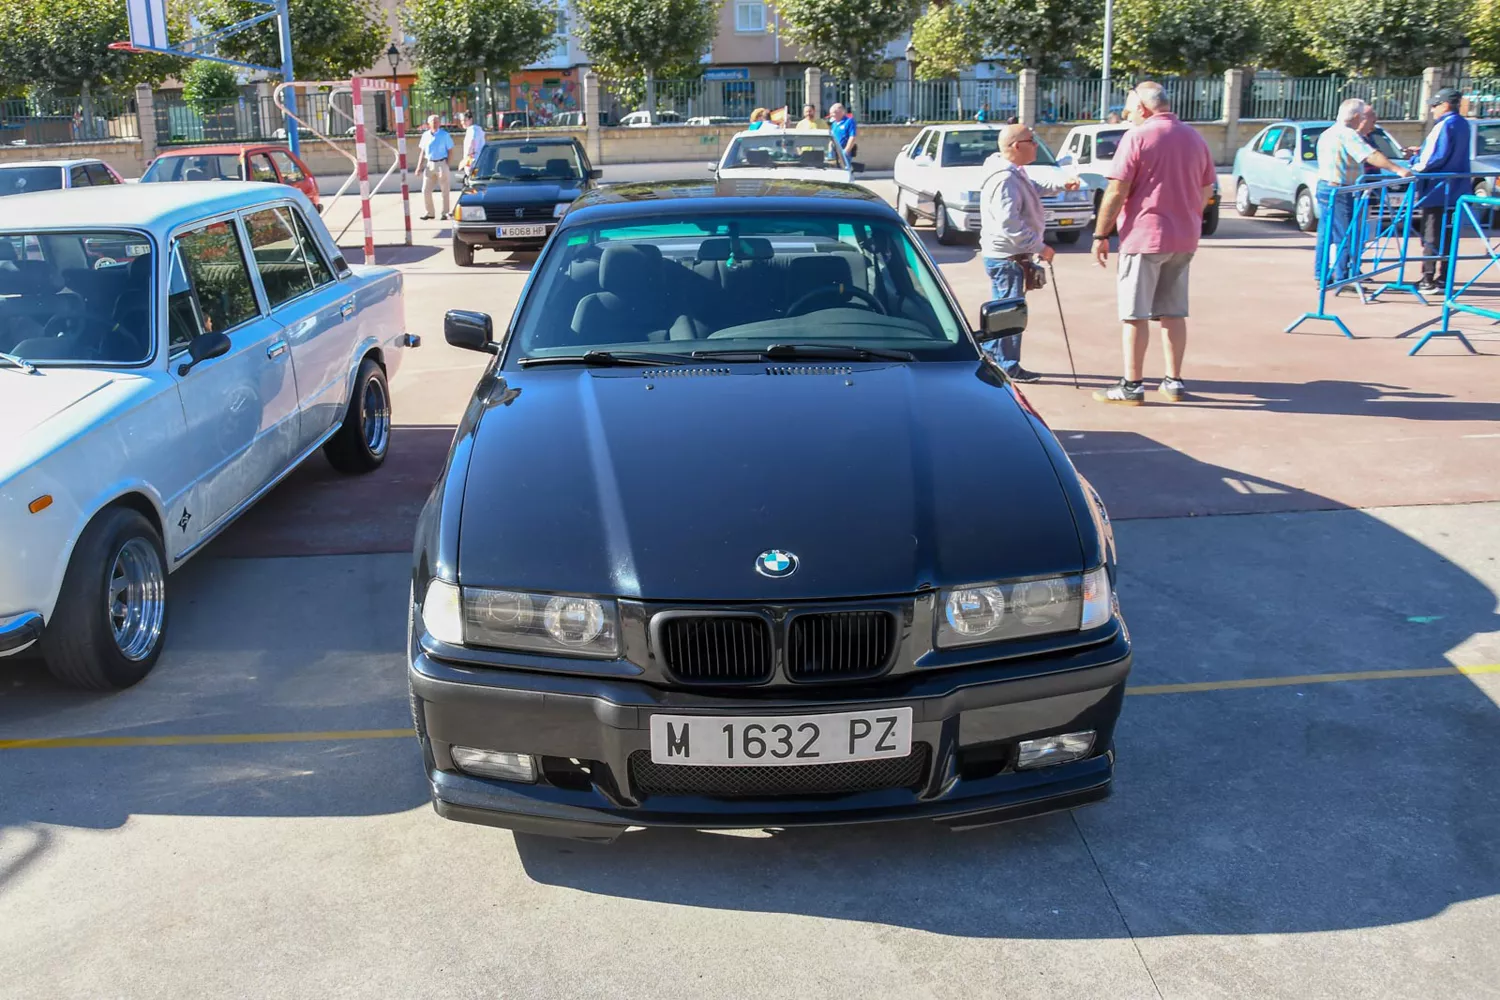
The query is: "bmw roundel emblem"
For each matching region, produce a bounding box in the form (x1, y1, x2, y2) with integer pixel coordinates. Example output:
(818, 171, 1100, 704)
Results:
(756, 549, 798, 578)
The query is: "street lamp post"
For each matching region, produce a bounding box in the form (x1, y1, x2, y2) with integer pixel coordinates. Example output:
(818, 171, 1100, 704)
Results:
(905, 41, 917, 123)
(1100, 0, 1114, 120)
(386, 44, 401, 134)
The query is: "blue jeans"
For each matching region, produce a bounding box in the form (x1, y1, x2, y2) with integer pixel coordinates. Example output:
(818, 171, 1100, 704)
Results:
(982, 257, 1026, 370)
(1315, 180, 1356, 283)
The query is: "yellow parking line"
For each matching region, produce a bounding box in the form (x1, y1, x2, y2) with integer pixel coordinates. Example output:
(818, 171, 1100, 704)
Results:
(0, 729, 414, 750)
(2, 664, 1498, 750)
(1127, 663, 1500, 696)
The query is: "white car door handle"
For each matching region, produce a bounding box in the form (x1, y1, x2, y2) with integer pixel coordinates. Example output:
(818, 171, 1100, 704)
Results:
(266, 340, 288, 359)
(339, 297, 356, 318)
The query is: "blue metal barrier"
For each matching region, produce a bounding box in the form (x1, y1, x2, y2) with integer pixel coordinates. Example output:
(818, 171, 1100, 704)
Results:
(1408, 193, 1497, 355)
(1286, 172, 1496, 345)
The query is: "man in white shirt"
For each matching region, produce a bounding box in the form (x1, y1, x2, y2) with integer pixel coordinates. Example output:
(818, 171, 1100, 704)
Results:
(460, 112, 485, 181)
(416, 115, 454, 220)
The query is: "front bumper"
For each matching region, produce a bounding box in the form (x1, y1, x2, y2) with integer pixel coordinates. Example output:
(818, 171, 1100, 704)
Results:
(410, 631, 1131, 841)
(454, 222, 555, 250)
(0, 611, 44, 656)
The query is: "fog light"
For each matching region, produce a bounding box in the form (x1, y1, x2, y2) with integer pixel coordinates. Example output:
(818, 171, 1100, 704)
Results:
(1016, 731, 1096, 770)
(450, 747, 537, 783)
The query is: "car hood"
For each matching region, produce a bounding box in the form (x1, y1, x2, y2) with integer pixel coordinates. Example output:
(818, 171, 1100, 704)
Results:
(462, 181, 583, 204)
(0, 368, 144, 480)
(456, 363, 1084, 601)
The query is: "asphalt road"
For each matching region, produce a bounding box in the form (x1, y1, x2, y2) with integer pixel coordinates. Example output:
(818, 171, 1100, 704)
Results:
(3, 174, 1499, 999)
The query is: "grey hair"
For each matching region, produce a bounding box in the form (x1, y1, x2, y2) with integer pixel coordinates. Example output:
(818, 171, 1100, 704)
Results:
(1134, 81, 1169, 111)
(1337, 98, 1367, 125)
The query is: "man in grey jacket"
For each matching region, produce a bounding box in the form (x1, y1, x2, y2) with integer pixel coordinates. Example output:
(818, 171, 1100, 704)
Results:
(979, 124, 1080, 382)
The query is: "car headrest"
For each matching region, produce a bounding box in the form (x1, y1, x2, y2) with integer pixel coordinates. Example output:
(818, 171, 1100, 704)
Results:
(567, 257, 600, 285)
(0, 260, 62, 295)
(598, 244, 660, 294)
(798, 148, 826, 167)
(789, 254, 853, 288)
(696, 236, 773, 262)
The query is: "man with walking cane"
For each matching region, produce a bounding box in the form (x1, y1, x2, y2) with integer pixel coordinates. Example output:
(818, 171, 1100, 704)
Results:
(978, 123, 1082, 382)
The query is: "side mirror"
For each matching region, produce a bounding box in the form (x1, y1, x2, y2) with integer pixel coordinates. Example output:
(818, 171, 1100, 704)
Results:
(445, 309, 496, 353)
(708, 163, 718, 172)
(851, 162, 866, 173)
(333, 255, 351, 276)
(979, 297, 1028, 340)
(1274, 148, 1294, 163)
(177, 330, 231, 376)
(589, 168, 603, 179)
(1057, 153, 1075, 166)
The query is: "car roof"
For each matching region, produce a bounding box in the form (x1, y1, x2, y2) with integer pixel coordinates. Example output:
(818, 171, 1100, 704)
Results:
(923, 124, 1003, 133)
(0, 159, 102, 168)
(567, 178, 892, 224)
(1065, 123, 1130, 134)
(152, 144, 284, 157)
(0, 181, 312, 232)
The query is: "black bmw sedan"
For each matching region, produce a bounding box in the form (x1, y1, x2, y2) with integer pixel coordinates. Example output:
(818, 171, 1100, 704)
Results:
(450, 136, 601, 266)
(410, 179, 1130, 841)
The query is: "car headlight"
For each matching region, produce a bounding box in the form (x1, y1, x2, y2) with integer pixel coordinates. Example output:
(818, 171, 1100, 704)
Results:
(422, 579, 621, 658)
(455, 204, 485, 222)
(1067, 189, 1091, 204)
(937, 567, 1112, 648)
(553, 202, 570, 218)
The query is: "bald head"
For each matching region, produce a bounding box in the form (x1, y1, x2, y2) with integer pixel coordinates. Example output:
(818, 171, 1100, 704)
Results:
(999, 123, 1037, 165)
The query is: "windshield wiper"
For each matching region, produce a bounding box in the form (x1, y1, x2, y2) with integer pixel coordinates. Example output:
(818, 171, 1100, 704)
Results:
(0, 351, 37, 374)
(517, 351, 692, 368)
(693, 344, 915, 362)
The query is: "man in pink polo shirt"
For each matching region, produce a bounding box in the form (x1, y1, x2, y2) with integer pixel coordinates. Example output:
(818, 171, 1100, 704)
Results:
(1091, 81, 1216, 404)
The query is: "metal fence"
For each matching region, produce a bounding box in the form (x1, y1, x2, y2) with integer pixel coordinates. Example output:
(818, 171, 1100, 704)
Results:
(599, 77, 805, 123)
(819, 79, 1020, 123)
(1036, 75, 1224, 123)
(155, 88, 514, 145)
(1245, 76, 1422, 122)
(1459, 77, 1500, 117)
(0, 93, 138, 145)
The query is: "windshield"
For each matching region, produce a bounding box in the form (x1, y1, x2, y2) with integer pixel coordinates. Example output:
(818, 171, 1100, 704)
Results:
(508, 211, 975, 365)
(1478, 123, 1500, 157)
(142, 153, 242, 182)
(0, 230, 154, 365)
(0, 166, 64, 197)
(1093, 129, 1127, 160)
(474, 142, 584, 182)
(940, 129, 1058, 167)
(724, 133, 845, 170)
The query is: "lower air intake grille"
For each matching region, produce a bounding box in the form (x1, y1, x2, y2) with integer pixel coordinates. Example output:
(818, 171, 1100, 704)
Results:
(629, 745, 930, 799)
(787, 611, 897, 680)
(658, 615, 773, 683)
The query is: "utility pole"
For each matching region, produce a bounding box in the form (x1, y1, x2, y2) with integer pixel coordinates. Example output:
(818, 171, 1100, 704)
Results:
(1099, 0, 1114, 121)
(275, 0, 300, 156)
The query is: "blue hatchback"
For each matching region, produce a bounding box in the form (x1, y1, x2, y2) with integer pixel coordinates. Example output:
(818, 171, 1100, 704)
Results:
(1231, 120, 1410, 231)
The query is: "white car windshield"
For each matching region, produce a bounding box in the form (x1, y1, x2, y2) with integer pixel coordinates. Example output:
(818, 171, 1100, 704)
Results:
(0, 231, 153, 366)
(941, 130, 1058, 167)
(725, 134, 845, 170)
(509, 210, 975, 364)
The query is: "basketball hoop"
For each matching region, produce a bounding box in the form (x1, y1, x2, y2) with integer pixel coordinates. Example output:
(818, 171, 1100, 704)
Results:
(108, 41, 143, 53)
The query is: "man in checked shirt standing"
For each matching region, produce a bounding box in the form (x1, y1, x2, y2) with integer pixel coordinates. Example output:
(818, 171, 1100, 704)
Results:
(978, 123, 1082, 382)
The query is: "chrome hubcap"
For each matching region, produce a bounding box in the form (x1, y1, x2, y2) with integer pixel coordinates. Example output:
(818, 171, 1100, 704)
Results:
(362, 375, 390, 456)
(107, 537, 165, 661)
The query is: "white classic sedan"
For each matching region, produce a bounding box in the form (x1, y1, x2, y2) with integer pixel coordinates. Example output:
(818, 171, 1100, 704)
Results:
(893, 124, 1094, 244)
(0, 182, 418, 689)
(711, 129, 861, 186)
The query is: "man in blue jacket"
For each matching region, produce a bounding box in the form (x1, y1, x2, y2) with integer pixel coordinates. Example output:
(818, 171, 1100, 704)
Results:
(1407, 88, 1472, 292)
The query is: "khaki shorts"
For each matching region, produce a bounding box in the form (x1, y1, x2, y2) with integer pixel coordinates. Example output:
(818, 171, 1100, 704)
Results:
(1118, 251, 1193, 321)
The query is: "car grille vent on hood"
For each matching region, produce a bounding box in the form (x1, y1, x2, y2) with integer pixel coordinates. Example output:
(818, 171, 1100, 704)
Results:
(765, 365, 853, 376)
(640, 367, 733, 378)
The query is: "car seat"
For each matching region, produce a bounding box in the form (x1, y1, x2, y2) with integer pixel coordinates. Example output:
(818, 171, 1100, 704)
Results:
(544, 158, 573, 177)
(570, 244, 668, 343)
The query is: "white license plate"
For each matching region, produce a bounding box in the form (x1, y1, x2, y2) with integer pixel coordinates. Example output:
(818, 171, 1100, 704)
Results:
(496, 224, 548, 238)
(649, 707, 913, 767)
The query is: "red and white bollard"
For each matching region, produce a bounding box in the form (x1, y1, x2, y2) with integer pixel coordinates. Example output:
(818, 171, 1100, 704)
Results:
(394, 88, 411, 247)
(351, 76, 376, 264)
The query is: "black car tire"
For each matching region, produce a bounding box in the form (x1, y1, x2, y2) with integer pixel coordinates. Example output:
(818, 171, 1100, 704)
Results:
(934, 197, 958, 244)
(1235, 180, 1258, 217)
(1201, 201, 1220, 237)
(1055, 229, 1082, 244)
(453, 240, 474, 267)
(324, 357, 391, 474)
(43, 506, 167, 690)
(1295, 187, 1318, 232)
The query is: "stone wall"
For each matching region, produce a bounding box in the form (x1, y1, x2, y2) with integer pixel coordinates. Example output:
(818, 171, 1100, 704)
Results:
(0, 140, 150, 178)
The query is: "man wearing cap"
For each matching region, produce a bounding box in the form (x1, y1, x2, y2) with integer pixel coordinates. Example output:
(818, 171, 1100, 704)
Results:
(1406, 88, 1472, 292)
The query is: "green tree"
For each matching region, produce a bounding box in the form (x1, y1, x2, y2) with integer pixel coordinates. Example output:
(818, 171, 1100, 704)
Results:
(182, 60, 242, 105)
(1108, 0, 1258, 74)
(774, 0, 923, 115)
(405, 0, 556, 124)
(1471, 0, 1500, 75)
(909, 3, 982, 117)
(1249, 0, 1329, 75)
(574, 0, 718, 121)
(0, 0, 184, 94)
(194, 0, 387, 81)
(1298, 0, 1461, 74)
(967, 0, 1103, 74)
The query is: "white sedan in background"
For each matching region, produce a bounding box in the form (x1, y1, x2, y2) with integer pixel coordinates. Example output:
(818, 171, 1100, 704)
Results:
(1059, 122, 1221, 236)
(712, 129, 861, 185)
(894, 124, 1094, 244)
(0, 183, 418, 689)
